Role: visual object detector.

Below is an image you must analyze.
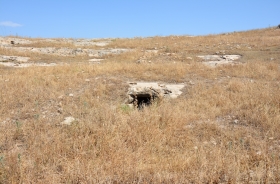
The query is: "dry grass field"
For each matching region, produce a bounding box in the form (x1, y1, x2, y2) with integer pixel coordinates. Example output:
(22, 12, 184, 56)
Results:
(0, 27, 280, 183)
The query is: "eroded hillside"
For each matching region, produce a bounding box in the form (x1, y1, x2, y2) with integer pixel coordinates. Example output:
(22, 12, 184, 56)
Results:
(0, 27, 280, 183)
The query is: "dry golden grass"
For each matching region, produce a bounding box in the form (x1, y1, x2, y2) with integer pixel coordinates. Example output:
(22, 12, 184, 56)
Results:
(0, 27, 280, 183)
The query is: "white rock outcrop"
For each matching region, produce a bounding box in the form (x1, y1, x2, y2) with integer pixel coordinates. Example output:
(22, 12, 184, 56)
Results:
(0, 55, 30, 62)
(197, 55, 242, 67)
(60, 116, 75, 125)
(126, 82, 185, 108)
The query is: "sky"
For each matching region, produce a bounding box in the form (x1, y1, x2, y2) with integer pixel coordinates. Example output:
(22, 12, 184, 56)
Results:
(0, 0, 279, 38)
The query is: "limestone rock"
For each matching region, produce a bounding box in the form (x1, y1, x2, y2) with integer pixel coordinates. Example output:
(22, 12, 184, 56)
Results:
(4, 46, 131, 57)
(197, 54, 242, 67)
(126, 82, 184, 108)
(0, 61, 57, 68)
(89, 59, 104, 62)
(60, 116, 75, 125)
(0, 55, 30, 63)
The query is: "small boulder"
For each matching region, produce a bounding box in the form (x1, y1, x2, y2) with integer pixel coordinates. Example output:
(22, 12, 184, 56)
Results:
(60, 116, 75, 125)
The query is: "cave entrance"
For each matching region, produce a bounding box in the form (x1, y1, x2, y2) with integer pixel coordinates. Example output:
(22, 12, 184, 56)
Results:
(136, 94, 152, 109)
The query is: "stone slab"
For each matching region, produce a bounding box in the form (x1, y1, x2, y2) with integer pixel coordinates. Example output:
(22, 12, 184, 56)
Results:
(128, 82, 185, 99)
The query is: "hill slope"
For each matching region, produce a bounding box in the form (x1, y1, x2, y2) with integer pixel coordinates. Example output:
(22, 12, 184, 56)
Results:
(0, 27, 280, 183)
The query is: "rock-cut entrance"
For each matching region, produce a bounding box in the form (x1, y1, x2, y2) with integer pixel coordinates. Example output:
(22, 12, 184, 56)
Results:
(135, 94, 152, 108)
(126, 82, 185, 109)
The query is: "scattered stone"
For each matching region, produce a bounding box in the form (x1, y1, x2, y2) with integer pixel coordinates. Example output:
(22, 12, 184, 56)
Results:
(136, 59, 145, 64)
(0, 118, 10, 125)
(57, 108, 63, 114)
(0, 37, 33, 45)
(93, 42, 110, 47)
(73, 39, 111, 47)
(210, 139, 217, 145)
(145, 50, 158, 54)
(198, 55, 221, 61)
(60, 116, 75, 125)
(0, 62, 57, 68)
(85, 79, 90, 82)
(89, 58, 104, 62)
(189, 80, 195, 85)
(69, 93, 74, 97)
(186, 57, 193, 60)
(3, 45, 131, 57)
(222, 55, 241, 60)
(126, 104, 134, 109)
(97, 49, 131, 57)
(0, 55, 30, 62)
(89, 61, 101, 64)
(75, 48, 83, 52)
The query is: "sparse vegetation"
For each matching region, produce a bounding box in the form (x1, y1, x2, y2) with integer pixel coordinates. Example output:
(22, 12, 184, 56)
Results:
(0, 27, 280, 183)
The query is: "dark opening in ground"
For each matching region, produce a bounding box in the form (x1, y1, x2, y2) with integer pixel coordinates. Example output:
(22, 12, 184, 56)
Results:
(136, 94, 152, 109)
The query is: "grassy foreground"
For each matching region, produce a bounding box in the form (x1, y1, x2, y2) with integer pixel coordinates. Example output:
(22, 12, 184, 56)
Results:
(0, 27, 280, 183)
